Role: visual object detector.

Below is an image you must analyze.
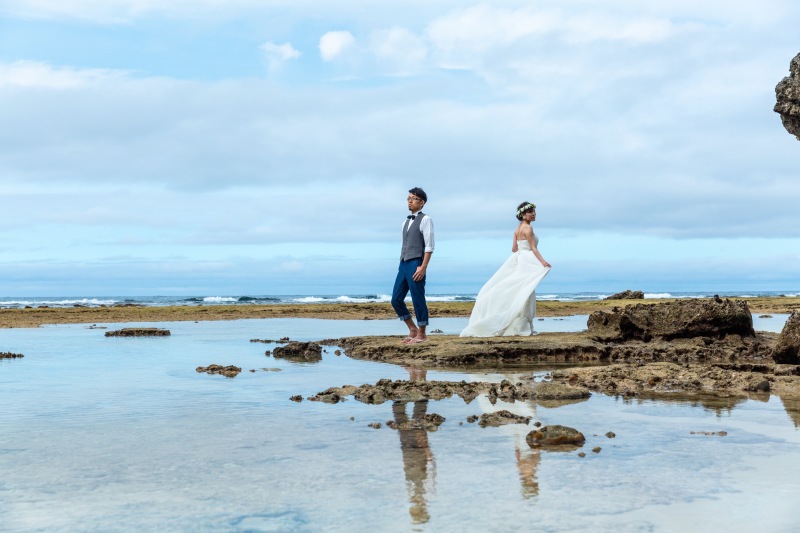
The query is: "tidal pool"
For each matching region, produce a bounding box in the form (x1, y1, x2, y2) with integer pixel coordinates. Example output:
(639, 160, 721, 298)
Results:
(1, 316, 798, 531)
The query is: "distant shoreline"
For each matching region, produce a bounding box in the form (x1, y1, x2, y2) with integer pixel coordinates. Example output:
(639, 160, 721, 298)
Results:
(1, 296, 798, 328)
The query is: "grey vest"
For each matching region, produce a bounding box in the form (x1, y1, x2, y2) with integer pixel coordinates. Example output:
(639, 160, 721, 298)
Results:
(400, 212, 426, 261)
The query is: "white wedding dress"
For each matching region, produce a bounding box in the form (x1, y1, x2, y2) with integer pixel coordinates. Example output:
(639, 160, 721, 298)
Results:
(460, 237, 550, 337)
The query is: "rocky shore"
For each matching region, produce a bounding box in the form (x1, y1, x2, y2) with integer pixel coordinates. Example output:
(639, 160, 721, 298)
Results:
(318, 299, 800, 402)
(2, 296, 800, 328)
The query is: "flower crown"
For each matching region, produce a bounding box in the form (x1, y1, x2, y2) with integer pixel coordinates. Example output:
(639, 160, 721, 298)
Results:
(516, 203, 536, 216)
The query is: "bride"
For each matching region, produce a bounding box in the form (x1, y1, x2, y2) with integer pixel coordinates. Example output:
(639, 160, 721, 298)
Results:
(460, 201, 551, 337)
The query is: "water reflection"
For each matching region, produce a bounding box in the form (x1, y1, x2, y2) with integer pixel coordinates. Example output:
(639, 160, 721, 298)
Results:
(779, 396, 800, 427)
(393, 368, 549, 516)
(393, 368, 436, 524)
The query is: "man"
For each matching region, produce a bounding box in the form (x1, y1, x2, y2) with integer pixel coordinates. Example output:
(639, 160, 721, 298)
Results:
(391, 187, 434, 344)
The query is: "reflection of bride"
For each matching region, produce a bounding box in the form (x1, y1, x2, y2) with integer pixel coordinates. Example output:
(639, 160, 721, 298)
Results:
(476, 376, 541, 498)
(461, 201, 551, 337)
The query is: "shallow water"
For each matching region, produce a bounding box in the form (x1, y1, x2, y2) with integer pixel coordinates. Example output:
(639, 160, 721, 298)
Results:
(1, 315, 798, 532)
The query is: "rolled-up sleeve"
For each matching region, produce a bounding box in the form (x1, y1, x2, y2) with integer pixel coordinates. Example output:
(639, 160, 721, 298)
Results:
(420, 217, 435, 253)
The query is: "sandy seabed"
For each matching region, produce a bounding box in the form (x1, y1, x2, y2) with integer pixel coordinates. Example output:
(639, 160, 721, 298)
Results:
(2, 296, 799, 328)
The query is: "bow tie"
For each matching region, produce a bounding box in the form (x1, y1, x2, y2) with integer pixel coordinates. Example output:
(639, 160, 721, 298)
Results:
(407, 215, 416, 220)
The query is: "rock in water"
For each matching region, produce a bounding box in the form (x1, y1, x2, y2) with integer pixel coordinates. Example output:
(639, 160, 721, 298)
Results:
(272, 341, 323, 362)
(105, 328, 171, 337)
(526, 425, 586, 448)
(587, 297, 754, 342)
(774, 52, 800, 140)
(774, 311, 800, 364)
(478, 410, 532, 427)
(196, 364, 242, 378)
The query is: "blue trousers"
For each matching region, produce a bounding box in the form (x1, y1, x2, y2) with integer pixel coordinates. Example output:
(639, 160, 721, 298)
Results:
(391, 258, 429, 326)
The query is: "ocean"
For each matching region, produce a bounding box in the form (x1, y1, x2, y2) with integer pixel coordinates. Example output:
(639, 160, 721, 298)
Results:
(1, 290, 798, 309)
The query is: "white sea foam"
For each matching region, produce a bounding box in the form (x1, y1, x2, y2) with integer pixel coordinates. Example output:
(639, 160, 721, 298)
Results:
(426, 295, 464, 302)
(202, 297, 238, 303)
(0, 298, 120, 308)
(644, 293, 672, 299)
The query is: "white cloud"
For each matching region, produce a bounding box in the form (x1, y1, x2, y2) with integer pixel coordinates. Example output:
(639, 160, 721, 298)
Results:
(319, 31, 356, 61)
(272, 259, 305, 273)
(369, 27, 428, 75)
(562, 13, 674, 44)
(426, 5, 557, 69)
(0, 60, 122, 88)
(260, 41, 301, 71)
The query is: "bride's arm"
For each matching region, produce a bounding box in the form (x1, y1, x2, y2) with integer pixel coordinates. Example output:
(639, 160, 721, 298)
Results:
(511, 233, 519, 252)
(526, 232, 551, 268)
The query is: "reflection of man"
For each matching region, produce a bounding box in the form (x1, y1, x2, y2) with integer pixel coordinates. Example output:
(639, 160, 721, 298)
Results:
(391, 187, 434, 344)
(393, 368, 435, 524)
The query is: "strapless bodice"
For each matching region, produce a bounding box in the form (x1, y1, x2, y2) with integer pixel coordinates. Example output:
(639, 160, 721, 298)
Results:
(516, 236, 538, 251)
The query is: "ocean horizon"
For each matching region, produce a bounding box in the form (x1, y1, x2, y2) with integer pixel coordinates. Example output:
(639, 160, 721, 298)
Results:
(1, 290, 798, 309)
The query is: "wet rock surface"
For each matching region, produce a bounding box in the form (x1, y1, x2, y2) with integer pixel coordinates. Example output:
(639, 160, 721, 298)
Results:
(605, 290, 644, 300)
(478, 410, 532, 427)
(105, 328, 171, 337)
(551, 361, 800, 399)
(251, 337, 291, 343)
(196, 364, 242, 378)
(587, 297, 754, 342)
(272, 341, 322, 362)
(0, 351, 24, 359)
(314, 300, 800, 402)
(526, 425, 586, 449)
(773, 311, 800, 364)
(307, 379, 591, 406)
(386, 413, 445, 431)
(775, 52, 800, 140)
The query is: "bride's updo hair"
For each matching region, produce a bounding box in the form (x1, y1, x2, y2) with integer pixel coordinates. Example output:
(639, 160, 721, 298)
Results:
(516, 201, 536, 221)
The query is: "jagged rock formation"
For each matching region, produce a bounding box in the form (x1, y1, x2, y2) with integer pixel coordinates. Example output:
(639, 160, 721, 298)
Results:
(775, 52, 800, 140)
(306, 378, 591, 405)
(586, 296, 754, 342)
(272, 341, 322, 362)
(774, 311, 800, 364)
(605, 290, 644, 300)
(478, 410, 531, 427)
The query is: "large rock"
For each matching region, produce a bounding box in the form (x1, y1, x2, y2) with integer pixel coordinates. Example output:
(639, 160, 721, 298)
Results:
(775, 52, 800, 141)
(272, 341, 323, 362)
(587, 297, 754, 342)
(605, 290, 644, 300)
(773, 311, 800, 364)
(526, 425, 585, 448)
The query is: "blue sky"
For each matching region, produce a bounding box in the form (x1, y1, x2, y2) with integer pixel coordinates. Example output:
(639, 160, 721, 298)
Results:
(0, 0, 798, 296)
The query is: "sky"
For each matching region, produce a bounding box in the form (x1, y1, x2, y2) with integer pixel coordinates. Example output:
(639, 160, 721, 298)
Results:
(0, 0, 798, 297)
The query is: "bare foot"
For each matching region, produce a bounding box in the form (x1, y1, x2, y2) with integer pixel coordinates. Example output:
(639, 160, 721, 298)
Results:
(402, 328, 419, 342)
(404, 337, 427, 344)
